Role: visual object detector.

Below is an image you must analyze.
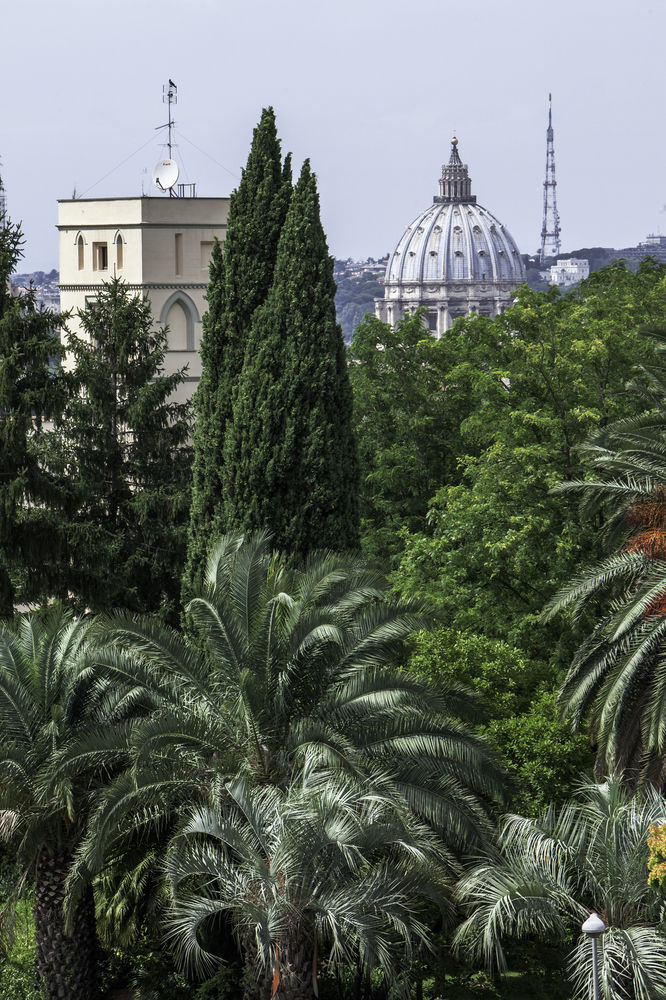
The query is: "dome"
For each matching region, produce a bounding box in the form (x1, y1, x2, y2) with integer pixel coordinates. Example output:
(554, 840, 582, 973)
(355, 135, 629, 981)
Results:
(386, 200, 525, 285)
(376, 138, 526, 335)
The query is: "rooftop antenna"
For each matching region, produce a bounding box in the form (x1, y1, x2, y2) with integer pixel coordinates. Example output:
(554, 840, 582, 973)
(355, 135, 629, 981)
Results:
(153, 79, 179, 197)
(540, 93, 561, 264)
(164, 79, 177, 160)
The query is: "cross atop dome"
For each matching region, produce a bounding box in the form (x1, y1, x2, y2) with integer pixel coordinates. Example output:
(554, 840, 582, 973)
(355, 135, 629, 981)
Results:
(434, 137, 476, 205)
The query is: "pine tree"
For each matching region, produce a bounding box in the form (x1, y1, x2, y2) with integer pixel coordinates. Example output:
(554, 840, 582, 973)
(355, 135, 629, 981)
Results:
(183, 108, 291, 598)
(222, 160, 359, 557)
(0, 193, 65, 616)
(43, 277, 192, 619)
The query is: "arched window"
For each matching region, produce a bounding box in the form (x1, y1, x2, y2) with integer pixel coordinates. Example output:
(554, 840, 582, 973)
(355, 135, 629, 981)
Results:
(159, 291, 200, 352)
(116, 233, 123, 270)
(77, 235, 84, 270)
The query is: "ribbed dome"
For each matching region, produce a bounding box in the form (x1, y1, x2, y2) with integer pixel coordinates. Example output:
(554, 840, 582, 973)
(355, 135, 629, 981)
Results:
(385, 137, 525, 287)
(386, 200, 525, 285)
(376, 138, 526, 335)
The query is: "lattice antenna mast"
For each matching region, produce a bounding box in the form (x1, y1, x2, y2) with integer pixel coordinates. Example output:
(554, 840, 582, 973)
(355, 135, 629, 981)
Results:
(540, 93, 561, 264)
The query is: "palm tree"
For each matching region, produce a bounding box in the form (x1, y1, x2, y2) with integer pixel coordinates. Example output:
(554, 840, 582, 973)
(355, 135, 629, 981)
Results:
(545, 327, 666, 780)
(69, 532, 504, 984)
(0, 605, 122, 1000)
(165, 775, 450, 1000)
(455, 775, 666, 1000)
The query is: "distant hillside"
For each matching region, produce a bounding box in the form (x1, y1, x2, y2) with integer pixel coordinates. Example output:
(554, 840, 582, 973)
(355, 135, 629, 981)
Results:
(11, 269, 59, 309)
(334, 259, 385, 342)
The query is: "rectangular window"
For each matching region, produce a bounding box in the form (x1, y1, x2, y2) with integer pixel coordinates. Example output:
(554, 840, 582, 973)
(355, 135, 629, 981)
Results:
(200, 241, 213, 270)
(92, 242, 108, 271)
(175, 233, 183, 276)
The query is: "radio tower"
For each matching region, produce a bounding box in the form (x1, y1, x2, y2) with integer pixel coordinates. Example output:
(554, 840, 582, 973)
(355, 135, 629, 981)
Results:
(540, 94, 561, 264)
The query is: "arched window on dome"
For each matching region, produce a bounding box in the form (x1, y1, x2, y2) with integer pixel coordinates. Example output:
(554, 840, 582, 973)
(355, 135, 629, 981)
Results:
(452, 250, 464, 280)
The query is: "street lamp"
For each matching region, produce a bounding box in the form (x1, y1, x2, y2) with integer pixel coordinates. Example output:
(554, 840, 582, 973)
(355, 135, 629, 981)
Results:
(582, 912, 606, 1000)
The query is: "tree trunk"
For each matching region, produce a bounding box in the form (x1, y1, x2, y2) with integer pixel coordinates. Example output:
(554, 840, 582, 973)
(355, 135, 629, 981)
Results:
(274, 935, 315, 1000)
(241, 933, 273, 1000)
(34, 848, 98, 1000)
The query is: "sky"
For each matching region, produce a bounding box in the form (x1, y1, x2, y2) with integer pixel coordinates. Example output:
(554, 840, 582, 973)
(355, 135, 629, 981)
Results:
(1, 0, 664, 273)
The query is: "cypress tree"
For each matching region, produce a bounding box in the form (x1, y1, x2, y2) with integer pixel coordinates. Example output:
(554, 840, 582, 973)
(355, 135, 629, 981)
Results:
(222, 160, 359, 557)
(183, 108, 291, 598)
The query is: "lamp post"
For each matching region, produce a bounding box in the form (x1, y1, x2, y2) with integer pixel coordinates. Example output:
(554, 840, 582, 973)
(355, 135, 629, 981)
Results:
(582, 912, 606, 1000)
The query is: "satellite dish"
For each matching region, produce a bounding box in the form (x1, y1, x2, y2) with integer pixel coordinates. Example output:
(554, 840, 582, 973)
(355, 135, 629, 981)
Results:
(153, 159, 179, 191)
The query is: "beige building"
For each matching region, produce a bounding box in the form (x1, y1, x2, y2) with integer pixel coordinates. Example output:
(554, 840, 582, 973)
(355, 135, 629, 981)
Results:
(58, 196, 230, 402)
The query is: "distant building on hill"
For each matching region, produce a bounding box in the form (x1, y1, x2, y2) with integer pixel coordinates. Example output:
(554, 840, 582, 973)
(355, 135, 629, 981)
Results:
(58, 196, 229, 403)
(616, 234, 666, 262)
(548, 257, 590, 287)
(375, 137, 525, 335)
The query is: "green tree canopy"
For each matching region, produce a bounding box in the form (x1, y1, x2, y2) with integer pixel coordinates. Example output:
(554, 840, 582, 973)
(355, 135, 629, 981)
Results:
(0, 204, 65, 615)
(543, 325, 666, 781)
(222, 161, 359, 557)
(184, 107, 292, 598)
(349, 309, 488, 561)
(395, 261, 666, 668)
(42, 277, 192, 619)
(67, 533, 503, 974)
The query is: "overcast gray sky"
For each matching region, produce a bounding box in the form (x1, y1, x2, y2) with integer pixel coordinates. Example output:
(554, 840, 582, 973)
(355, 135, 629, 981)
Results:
(2, 0, 663, 273)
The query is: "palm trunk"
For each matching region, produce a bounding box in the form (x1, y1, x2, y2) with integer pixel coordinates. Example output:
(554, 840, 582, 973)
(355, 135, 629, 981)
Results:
(34, 848, 98, 1000)
(242, 932, 273, 1000)
(275, 936, 315, 1000)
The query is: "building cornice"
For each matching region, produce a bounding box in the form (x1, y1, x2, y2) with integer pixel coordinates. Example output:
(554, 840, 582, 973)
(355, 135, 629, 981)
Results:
(59, 283, 207, 292)
(58, 223, 227, 232)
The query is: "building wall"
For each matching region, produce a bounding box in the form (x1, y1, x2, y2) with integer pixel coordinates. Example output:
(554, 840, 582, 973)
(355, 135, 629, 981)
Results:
(58, 196, 229, 404)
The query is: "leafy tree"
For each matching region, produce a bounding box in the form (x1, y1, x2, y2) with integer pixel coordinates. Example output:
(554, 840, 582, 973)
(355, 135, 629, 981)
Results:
(455, 776, 666, 1000)
(349, 310, 486, 561)
(222, 162, 359, 557)
(0, 606, 113, 1000)
(407, 628, 592, 815)
(184, 107, 291, 598)
(0, 198, 65, 616)
(395, 262, 666, 668)
(545, 326, 666, 781)
(42, 277, 191, 619)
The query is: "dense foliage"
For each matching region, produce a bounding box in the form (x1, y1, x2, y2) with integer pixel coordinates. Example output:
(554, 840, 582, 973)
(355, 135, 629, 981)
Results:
(8, 118, 666, 999)
(0, 201, 65, 615)
(223, 162, 360, 557)
(41, 278, 192, 619)
(545, 325, 666, 781)
(184, 107, 292, 598)
(456, 776, 666, 1000)
(64, 534, 501, 999)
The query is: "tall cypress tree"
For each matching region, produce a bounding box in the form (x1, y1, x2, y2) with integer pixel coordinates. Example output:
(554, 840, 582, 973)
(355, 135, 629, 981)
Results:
(183, 108, 291, 599)
(222, 160, 359, 557)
